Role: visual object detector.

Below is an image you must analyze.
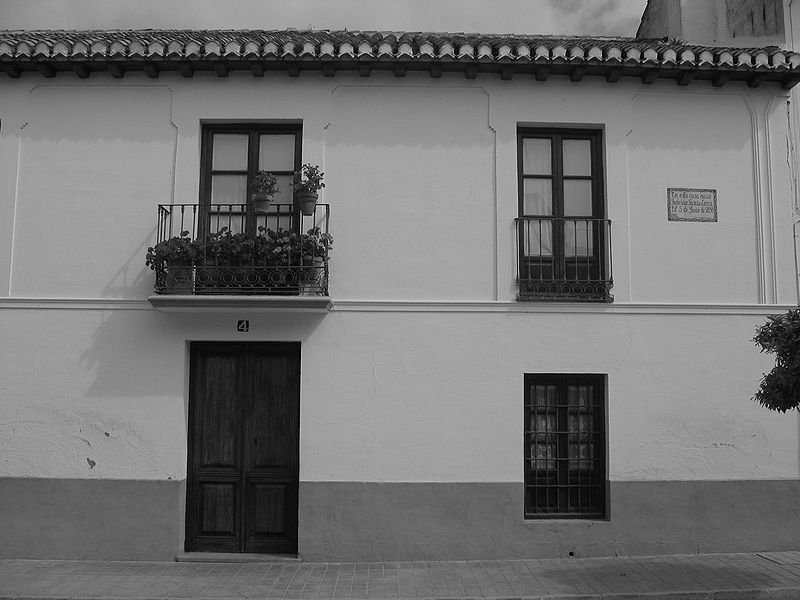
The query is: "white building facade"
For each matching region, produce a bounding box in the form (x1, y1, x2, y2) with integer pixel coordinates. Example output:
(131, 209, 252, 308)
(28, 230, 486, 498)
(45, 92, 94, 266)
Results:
(1, 30, 799, 561)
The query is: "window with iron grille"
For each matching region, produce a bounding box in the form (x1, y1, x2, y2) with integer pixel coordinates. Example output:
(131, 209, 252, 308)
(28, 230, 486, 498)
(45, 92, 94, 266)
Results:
(517, 128, 612, 302)
(524, 374, 606, 518)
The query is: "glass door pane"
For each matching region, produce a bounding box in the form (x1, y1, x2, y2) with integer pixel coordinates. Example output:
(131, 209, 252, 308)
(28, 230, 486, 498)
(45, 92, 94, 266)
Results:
(258, 135, 296, 172)
(211, 174, 247, 205)
(213, 134, 248, 170)
(522, 138, 551, 175)
(562, 139, 591, 176)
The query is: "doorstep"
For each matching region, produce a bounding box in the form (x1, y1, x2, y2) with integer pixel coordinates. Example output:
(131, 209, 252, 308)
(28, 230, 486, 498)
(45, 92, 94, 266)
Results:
(175, 552, 301, 563)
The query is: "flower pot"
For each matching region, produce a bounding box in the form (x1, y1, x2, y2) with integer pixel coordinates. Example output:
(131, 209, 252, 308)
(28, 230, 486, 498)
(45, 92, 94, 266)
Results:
(251, 193, 274, 215)
(164, 264, 193, 295)
(302, 255, 323, 265)
(296, 191, 318, 216)
(301, 255, 325, 289)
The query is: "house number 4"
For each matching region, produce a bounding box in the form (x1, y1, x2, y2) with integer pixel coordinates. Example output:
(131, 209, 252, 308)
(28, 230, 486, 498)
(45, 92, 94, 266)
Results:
(237, 320, 249, 333)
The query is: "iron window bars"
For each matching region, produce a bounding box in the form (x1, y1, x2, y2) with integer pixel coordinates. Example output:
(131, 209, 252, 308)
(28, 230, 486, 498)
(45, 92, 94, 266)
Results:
(517, 128, 612, 302)
(524, 374, 606, 518)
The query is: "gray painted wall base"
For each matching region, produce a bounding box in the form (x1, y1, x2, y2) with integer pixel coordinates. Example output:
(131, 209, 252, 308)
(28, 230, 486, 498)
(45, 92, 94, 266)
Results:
(0, 478, 183, 560)
(298, 480, 800, 561)
(2, 478, 798, 561)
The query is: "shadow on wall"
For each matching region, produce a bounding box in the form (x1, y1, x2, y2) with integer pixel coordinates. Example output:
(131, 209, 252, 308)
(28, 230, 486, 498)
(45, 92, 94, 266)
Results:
(12, 84, 176, 299)
(79, 309, 330, 398)
(79, 309, 190, 398)
(100, 225, 158, 298)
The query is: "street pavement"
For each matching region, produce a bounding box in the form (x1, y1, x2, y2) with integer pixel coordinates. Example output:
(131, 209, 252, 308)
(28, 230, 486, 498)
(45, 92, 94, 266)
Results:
(3, 551, 800, 599)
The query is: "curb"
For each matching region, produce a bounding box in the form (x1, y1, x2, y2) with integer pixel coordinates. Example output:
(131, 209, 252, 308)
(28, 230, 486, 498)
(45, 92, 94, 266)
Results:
(3, 590, 800, 600)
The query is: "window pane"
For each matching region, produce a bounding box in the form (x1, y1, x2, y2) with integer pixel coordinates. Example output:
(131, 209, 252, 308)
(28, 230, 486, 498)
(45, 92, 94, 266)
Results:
(564, 220, 593, 256)
(211, 174, 247, 205)
(212, 134, 248, 170)
(563, 139, 591, 176)
(522, 219, 552, 256)
(259, 135, 296, 171)
(564, 179, 592, 216)
(522, 138, 551, 175)
(272, 174, 293, 204)
(523, 179, 552, 215)
(531, 384, 556, 407)
(208, 213, 245, 234)
(567, 385, 592, 407)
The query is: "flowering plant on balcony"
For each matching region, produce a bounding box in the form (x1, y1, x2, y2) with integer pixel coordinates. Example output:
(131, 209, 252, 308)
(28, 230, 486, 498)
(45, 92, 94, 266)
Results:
(293, 163, 325, 216)
(292, 164, 325, 195)
(300, 226, 334, 258)
(204, 228, 255, 265)
(145, 231, 199, 269)
(253, 226, 333, 265)
(250, 171, 280, 199)
(250, 171, 280, 214)
(256, 227, 300, 264)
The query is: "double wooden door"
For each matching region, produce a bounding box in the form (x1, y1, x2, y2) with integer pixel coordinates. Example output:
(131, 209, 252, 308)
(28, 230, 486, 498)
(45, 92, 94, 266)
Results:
(186, 342, 300, 554)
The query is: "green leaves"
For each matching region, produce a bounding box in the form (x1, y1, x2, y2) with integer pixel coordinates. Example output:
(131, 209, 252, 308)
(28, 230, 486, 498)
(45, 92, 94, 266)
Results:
(250, 171, 280, 197)
(753, 309, 800, 412)
(147, 226, 333, 270)
(145, 230, 197, 269)
(292, 163, 325, 195)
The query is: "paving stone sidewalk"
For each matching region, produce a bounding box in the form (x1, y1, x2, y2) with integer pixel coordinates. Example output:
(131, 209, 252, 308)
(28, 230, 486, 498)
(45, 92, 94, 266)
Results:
(3, 551, 800, 600)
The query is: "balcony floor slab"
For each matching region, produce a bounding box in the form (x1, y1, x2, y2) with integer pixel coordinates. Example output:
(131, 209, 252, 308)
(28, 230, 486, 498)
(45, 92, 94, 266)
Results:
(147, 295, 332, 312)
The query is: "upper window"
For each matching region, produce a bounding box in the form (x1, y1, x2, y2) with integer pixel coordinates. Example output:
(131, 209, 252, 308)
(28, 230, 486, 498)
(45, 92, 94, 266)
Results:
(524, 374, 606, 519)
(516, 128, 612, 302)
(200, 123, 302, 234)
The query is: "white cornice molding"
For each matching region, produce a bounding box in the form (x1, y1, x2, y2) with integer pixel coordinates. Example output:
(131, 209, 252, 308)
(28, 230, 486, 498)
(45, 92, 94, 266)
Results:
(0, 297, 151, 310)
(329, 300, 796, 314)
(0, 297, 795, 315)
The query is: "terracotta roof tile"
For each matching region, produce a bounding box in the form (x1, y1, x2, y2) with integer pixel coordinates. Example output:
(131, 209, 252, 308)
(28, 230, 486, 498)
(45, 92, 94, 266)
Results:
(0, 29, 798, 87)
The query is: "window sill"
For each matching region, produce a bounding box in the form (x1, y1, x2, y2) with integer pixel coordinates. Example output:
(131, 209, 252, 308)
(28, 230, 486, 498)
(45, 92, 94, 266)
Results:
(524, 515, 610, 522)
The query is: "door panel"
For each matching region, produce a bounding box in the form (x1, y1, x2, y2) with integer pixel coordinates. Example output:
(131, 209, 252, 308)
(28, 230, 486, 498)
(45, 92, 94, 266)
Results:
(249, 484, 286, 534)
(247, 354, 299, 470)
(243, 478, 297, 552)
(199, 481, 237, 536)
(187, 342, 300, 554)
(196, 352, 241, 468)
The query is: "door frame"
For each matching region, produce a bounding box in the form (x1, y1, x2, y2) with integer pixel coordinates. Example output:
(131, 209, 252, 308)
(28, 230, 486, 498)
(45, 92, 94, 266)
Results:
(184, 341, 301, 554)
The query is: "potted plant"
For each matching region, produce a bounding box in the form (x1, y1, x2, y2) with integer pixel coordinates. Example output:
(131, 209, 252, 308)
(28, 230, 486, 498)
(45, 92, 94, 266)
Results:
(145, 230, 198, 294)
(300, 226, 333, 266)
(255, 226, 303, 292)
(208, 228, 256, 266)
(292, 163, 325, 216)
(196, 228, 257, 292)
(250, 171, 280, 214)
(299, 226, 333, 288)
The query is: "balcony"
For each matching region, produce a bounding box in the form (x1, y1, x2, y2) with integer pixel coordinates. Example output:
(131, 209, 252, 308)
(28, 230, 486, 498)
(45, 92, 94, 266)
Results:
(515, 217, 613, 302)
(147, 203, 331, 312)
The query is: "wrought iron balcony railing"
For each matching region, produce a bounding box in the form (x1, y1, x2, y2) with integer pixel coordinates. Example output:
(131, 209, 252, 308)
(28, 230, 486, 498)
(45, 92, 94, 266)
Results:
(515, 217, 613, 302)
(152, 203, 331, 296)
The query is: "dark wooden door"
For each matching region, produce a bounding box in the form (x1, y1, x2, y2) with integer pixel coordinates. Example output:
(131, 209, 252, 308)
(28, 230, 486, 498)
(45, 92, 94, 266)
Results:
(186, 342, 300, 554)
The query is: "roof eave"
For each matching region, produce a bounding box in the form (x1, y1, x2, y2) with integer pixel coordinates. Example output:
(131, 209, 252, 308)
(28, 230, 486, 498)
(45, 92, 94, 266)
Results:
(1, 56, 797, 89)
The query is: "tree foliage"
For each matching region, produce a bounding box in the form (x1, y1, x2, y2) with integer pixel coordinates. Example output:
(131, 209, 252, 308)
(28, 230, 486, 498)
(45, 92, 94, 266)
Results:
(753, 309, 800, 412)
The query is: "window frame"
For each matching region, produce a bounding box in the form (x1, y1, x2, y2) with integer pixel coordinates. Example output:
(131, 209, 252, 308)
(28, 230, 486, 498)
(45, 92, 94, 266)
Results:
(516, 127, 610, 299)
(517, 127, 605, 221)
(523, 373, 607, 519)
(198, 123, 303, 236)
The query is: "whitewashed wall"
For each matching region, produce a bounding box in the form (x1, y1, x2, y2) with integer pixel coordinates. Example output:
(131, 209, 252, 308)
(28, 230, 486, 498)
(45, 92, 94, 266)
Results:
(0, 72, 797, 485)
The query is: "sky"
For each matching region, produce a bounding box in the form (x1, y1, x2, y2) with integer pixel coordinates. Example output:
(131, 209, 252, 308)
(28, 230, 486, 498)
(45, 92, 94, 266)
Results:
(0, 0, 649, 37)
